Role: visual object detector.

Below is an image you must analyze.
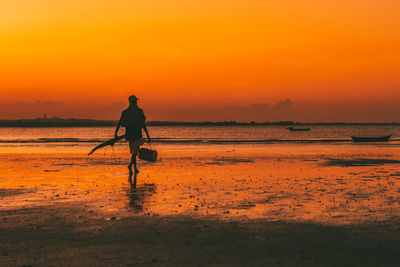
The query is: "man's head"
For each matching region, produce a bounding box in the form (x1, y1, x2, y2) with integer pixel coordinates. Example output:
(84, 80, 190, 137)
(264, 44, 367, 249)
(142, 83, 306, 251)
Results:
(129, 95, 139, 105)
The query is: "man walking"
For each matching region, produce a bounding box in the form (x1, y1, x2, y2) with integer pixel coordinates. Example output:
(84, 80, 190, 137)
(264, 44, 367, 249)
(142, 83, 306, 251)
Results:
(115, 95, 151, 176)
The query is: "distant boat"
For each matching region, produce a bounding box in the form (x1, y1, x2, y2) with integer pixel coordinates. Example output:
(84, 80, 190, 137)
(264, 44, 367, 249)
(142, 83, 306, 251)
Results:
(287, 127, 311, 132)
(351, 135, 391, 142)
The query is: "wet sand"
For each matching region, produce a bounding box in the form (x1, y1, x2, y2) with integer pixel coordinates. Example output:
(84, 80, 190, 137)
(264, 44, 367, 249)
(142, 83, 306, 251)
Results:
(1, 144, 400, 265)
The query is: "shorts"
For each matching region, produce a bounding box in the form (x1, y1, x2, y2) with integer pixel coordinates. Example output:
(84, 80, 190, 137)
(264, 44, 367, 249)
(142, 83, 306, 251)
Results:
(128, 138, 145, 155)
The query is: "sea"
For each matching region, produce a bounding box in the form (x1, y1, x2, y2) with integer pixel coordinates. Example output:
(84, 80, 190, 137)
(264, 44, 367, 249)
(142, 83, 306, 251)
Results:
(0, 125, 399, 153)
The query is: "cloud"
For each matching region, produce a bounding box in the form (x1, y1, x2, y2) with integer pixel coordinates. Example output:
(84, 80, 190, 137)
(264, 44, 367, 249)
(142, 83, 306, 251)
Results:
(34, 100, 58, 105)
(274, 98, 294, 109)
(146, 98, 296, 121)
(146, 98, 400, 122)
(2, 98, 400, 122)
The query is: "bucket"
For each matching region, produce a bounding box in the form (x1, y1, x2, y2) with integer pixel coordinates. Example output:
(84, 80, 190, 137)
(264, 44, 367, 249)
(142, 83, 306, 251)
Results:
(139, 147, 157, 162)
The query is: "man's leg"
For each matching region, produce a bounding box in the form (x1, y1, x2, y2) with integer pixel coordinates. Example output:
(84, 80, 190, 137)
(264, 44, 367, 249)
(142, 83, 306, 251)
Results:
(129, 154, 135, 167)
(128, 140, 134, 177)
(133, 154, 138, 172)
(133, 153, 139, 174)
(132, 171, 137, 188)
(128, 155, 134, 177)
(133, 139, 143, 174)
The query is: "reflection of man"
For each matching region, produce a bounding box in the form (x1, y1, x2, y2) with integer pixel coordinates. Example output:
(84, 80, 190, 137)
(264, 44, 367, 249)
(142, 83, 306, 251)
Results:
(115, 95, 151, 176)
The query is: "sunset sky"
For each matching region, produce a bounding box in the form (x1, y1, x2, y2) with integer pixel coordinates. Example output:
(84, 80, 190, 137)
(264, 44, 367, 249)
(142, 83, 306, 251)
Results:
(1, 0, 399, 121)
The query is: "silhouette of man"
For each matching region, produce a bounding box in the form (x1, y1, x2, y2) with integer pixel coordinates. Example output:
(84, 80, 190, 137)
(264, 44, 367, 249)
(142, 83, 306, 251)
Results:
(115, 95, 151, 176)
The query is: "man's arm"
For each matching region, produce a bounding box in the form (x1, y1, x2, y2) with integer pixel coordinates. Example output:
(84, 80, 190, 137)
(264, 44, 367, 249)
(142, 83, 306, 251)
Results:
(141, 109, 151, 142)
(143, 123, 151, 142)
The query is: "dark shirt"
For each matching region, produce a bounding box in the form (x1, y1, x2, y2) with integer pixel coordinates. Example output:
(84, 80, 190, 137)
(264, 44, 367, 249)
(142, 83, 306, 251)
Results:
(120, 106, 146, 141)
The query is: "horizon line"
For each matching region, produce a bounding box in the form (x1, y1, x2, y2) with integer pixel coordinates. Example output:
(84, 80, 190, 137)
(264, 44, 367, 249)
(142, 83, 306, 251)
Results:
(1, 118, 400, 125)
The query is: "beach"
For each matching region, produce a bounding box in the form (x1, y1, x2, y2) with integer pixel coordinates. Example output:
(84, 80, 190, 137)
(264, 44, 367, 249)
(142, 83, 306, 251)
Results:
(3, 0, 400, 264)
(1, 126, 400, 266)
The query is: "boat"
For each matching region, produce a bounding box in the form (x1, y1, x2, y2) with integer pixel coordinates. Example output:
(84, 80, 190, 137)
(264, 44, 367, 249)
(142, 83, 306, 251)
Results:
(287, 127, 311, 132)
(351, 135, 391, 142)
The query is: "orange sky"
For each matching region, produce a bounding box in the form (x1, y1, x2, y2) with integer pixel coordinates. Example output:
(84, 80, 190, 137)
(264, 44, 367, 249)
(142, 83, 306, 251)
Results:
(1, 0, 400, 120)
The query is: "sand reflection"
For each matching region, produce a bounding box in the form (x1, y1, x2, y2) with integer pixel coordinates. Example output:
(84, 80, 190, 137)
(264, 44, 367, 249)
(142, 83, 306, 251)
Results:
(1, 144, 400, 224)
(127, 174, 156, 213)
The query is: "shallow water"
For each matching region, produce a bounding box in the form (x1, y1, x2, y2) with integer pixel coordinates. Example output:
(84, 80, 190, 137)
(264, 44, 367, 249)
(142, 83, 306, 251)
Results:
(1, 138, 399, 224)
(0, 125, 399, 143)
(0, 125, 399, 155)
